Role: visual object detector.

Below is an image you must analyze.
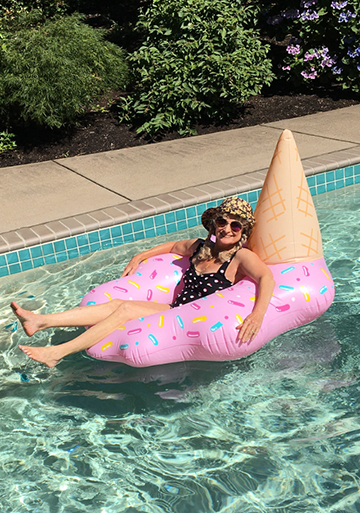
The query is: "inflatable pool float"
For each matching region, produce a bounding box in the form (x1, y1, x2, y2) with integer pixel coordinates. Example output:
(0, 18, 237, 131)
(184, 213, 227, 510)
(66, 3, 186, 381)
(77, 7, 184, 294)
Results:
(80, 130, 335, 367)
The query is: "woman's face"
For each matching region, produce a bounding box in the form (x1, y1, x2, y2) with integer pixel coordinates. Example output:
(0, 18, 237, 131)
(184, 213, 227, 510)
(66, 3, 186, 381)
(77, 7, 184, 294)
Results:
(214, 215, 243, 247)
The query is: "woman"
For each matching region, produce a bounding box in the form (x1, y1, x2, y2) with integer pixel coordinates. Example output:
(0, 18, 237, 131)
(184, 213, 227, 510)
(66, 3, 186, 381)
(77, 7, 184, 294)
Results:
(12, 197, 275, 368)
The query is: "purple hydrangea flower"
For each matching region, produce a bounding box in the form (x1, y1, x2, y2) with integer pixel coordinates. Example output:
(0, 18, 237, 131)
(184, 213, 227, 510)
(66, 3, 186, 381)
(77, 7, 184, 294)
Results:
(301, 68, 318, 79)
(339, 10, 356, 22)
(301, 9, 320, 20)
(331, 0, 348, 9)
(332, 66, 343, 74)
(286, 44, 301, 55)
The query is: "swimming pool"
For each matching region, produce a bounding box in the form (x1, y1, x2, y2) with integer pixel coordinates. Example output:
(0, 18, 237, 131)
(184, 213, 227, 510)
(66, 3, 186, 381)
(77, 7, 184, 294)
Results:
(1, 183, 360, 512)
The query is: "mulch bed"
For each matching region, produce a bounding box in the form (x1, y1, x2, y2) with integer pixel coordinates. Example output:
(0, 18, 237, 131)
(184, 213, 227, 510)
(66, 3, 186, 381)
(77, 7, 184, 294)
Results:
(0, 86, 358, 168)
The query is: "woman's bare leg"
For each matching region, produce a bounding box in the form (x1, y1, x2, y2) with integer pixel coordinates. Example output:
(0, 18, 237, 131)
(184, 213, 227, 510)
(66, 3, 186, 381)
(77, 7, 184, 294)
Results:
(18, 300, 171, 368)
(11, 300, 126, 337)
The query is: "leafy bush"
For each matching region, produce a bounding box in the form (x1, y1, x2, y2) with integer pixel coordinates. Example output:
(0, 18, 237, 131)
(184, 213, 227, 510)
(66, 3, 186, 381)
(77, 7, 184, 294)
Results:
(119, 0, 274, 136)
(0, 0, 70, 19)
(0, 12, 129, 129)
(259, 0, 360, 92)
(0, 131, 16, 153)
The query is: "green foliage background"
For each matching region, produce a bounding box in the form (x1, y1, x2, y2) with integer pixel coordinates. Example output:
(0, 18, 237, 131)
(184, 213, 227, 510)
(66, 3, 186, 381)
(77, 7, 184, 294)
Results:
(119, 0, 274, 135)
(0, 10, 129, 129)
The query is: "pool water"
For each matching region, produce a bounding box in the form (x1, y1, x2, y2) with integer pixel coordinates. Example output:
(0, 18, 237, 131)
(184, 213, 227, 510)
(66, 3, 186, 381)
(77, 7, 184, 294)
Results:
(1, 184, 360, 513)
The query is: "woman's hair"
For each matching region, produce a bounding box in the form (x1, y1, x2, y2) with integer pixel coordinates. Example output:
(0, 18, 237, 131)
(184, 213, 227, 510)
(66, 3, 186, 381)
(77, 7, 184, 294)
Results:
(193, 217, 253, 265)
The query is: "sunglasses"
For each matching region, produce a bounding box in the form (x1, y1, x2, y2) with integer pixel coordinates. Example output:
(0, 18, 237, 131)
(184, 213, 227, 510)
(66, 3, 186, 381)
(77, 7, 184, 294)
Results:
(215, 217, 243, 232)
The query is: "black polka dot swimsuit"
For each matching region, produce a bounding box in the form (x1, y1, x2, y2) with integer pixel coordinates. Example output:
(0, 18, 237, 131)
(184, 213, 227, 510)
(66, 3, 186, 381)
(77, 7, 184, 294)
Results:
(171, 242, 235, 308)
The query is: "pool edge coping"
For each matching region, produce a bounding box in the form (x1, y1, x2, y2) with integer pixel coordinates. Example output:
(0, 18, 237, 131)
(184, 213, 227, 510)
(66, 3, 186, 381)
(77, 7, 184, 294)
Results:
(2, 145, 360, 255)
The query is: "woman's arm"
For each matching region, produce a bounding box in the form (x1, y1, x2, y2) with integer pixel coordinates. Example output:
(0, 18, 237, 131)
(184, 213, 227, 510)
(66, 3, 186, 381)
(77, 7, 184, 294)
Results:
(233, 249, 275, 343)
(121, 239, 200, 277)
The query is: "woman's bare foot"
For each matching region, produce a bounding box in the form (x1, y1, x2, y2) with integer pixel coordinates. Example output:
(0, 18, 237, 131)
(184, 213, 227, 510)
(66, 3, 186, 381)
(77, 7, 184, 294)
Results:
(18, 345, 61, 368)
(10, 301, 46, 337)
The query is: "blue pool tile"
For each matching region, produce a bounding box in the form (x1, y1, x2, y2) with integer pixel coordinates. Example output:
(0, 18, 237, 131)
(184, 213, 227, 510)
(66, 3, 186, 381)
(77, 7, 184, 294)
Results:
(122, 224, 132, 235)
(143, 218, 154, 230)
(167, 223, 177, 233)
(326, 171, 335, 182)
(45, 255, 57, 265)
(327, 182, 335, 192)
(0, 267, 9, 278)
(317, 184, 326, 194)
(196, 204, 206, 215)
(354, 164, 360, 175)
(79, 246, 90, 256)
(21, 261, 33, 272)
(18, 249, 31, 261)
(88, 232, 100, 243)
(355, 174, 360, 184)
(0, 255, 6, 267)
(9, 263, 21, 274)
(155, 215, 165, 227)
(316, 174, 325, 185)
(206, 201, 217, 209)
(100, 229, 110, 241)
(30, 246, 42, 258)
(56, 251, 67, 262)
(111, 226, 122, 238)
(175, 210, 186, 221)
(177, 220, 187, 231)
(336, 179, 345, 189)
(42, 243, 54, 256)
(345, 177, 354, 186)
(309, 186, 316, 196)
(90, 243, 101, 252)
(307, 176, 315, 187)
(112, 237, 123, 247)
(156, 226, 166, 236)
(65, 237, 77, 249)
(54, 240, 66, 252)
(133, 220, 143, 233)
(101, 241, 112, 250)
(134, 232, 145, 241)
(345, 166, 353, 177)
(7, 252, 19, 265)
(145, 228, 156, 238)
(67, 249, 79, 260)
(188, 218, 198, 228)
(124, 234, 135, 243)
(165, 212, 176, 223)
(248, 191, 257, 203)
(77, 234, 89, 247)
(335, 168, 344, 179)
(186, 206, 196, 219)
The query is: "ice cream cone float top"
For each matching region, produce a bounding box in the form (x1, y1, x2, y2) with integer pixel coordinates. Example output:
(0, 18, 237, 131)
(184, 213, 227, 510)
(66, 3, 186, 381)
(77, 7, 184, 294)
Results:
(248, 129, 323, 264)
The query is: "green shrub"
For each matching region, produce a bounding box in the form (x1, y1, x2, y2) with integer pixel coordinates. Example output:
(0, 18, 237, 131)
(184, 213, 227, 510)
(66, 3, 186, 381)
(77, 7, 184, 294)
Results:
(0, 12, 129, 129)
(0, 0, 70, 19)
(0, 131, 16, 153)
(119, 0, 274, 136)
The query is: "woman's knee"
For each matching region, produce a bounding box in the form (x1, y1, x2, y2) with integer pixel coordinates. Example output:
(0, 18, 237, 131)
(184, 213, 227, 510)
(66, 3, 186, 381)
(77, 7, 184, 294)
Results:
(111, 299, 125, 312)
(114, 299, 134, 316)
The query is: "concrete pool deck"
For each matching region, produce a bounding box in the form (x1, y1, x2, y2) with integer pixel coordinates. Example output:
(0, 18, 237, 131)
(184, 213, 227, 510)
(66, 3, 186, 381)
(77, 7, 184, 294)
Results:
(1, 104, 360, 254)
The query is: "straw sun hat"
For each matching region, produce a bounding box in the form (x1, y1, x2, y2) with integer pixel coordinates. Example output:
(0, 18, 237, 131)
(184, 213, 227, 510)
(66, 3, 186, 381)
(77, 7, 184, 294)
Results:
(201, 196, 255, 232)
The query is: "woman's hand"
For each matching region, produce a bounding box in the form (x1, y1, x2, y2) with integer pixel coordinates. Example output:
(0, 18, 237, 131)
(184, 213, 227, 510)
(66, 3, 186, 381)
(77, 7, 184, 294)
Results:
(236, 311, 264, 343)
(121, 256, 143, 277)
